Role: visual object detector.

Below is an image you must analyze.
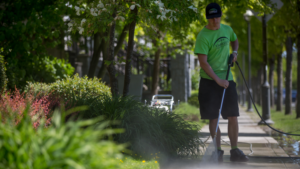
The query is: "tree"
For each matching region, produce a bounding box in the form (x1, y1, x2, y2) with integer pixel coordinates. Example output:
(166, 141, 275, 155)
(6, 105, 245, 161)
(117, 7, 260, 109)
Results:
(148, 0, 270, 95)
(123, 7, 138, 97)
(224, 0, 300, 115)
(285, 36, 293, 115)
(296, 0, 300, 118)
(276, 51, 283, 111)
(69, 0, 199, 96)
(0, 0, 75, 89)
(269, 55, 275, 107)
(271, 0, 300, 116)
(142, 0, 199, 95)
(69, 0, 133, 95)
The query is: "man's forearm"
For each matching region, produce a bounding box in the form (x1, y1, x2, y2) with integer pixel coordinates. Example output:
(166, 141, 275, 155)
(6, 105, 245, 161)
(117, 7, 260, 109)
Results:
(231, 39, 239, 51)
(200, 62, 220, 82)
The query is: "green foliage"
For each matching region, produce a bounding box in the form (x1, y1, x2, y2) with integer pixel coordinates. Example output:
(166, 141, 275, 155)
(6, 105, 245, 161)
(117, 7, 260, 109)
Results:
(68, 94, 204, 159)
(79, 96, 203, 159)
(225, 0, 300, 81)
(25, 81, 204, 160)
(118, 104, 204, 159)
(0, 0, 72, 58)
(121, 159, 159, 169)
(80, 95, 138, 120)
(0, 53, 7, 93)
(174, 102, 208, 130)
(250, 104, 300, 141)
(50, 74, 111, 100)
(273, 51, 298, 89)
(188, 90, 199, 108)
(6, 56, 74, 90)
(25, 74, 111, 102)
(0, 107, 126, 169)
(191, 67, 200, 90)
(1, 0, 78, 91)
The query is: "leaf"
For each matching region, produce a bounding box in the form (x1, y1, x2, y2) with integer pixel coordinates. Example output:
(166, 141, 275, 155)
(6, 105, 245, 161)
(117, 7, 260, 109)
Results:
(104, 60, 112, 66)
(23, 42, 30, 50)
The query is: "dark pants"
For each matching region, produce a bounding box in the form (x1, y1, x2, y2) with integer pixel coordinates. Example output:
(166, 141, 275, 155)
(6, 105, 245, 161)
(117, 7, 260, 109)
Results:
(198, 78, 239, 119)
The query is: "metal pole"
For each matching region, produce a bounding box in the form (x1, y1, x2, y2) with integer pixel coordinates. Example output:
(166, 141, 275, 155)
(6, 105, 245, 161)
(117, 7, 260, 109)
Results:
(242, 52, 246, 107)
(259, 14, 274, 125)
(247, 20, 253, 112)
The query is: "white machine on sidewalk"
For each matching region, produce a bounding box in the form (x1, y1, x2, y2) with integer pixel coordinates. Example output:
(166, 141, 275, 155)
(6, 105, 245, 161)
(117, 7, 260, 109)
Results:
(146, 94, 179, 113)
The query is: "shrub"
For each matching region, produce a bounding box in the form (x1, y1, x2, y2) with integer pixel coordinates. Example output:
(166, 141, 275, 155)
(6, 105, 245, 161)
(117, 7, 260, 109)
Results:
(50, 74, 111, 102)
(26, 74, 111, 101)
(76, 95, 137, 120)
(0, 89, 51, 128)
(0, 107, 126, 169)
(79, 95, 204, 160)
(5, 55, 74, 90)
(117, 104, 204, 160)
(25, 74, 111, 114)
(25, 78, 203, 161)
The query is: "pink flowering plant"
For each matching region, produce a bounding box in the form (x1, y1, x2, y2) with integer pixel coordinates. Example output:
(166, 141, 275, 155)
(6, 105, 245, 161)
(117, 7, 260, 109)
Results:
(0, 88, 52, 128)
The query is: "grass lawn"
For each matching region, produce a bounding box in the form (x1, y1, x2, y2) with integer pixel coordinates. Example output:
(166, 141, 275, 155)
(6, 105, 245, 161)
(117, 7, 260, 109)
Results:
(174, 90, 208, 130)
(122, 158, 159, 169)
(246, 103, 300, 141)
(174, 90, 208, 128)
(174, 102, 208, 129)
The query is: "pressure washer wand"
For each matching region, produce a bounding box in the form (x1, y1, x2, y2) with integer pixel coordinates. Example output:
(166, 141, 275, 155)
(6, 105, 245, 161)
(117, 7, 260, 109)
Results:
(214, 54, 234, 137)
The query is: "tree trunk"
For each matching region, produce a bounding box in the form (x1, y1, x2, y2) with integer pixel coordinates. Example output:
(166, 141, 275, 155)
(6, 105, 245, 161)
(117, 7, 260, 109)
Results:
(88, 32, 102, 78)
(251, 76, 256, 104)
(97, 24, 129, 79)
(296, 33, 300, 118)
(106, 10, 119, 96)
(115, 24, 130, 55)
(296, 0, 300, 118)
(98, 38, 109, 79)
(123, 7, 138, 97)
(276, 52, 283, 111)
(151, 38, 162, 95)
(269, 55, 275, 107)
(257, 66, 263, 106)
(285, 36, 293, 115)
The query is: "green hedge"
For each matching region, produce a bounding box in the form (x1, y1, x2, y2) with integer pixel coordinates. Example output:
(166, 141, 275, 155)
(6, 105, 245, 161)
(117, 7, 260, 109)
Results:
(25, 74, 111, 102)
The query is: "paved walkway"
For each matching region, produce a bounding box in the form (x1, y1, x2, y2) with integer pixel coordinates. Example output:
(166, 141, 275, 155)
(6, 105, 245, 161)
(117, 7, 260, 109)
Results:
(162, 107, 300, 169)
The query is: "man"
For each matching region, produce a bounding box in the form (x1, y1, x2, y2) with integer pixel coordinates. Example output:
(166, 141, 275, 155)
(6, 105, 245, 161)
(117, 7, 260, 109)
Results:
(194, 3, 249, 162)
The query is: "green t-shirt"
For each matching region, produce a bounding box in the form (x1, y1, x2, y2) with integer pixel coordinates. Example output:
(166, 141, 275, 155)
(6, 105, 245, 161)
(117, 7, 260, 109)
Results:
(194, 24, 237, 81)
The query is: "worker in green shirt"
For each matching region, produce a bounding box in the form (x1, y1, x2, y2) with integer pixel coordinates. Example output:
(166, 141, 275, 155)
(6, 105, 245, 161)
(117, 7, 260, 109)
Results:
(194, 2, 249, 162)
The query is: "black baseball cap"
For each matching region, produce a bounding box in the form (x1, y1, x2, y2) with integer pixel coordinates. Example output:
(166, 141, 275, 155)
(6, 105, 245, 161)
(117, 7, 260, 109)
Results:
(206, 3, 222, 19)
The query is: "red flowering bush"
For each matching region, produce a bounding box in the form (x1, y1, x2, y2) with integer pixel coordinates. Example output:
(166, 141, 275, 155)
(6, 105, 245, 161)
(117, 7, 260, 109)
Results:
(0, 88, 52, 128)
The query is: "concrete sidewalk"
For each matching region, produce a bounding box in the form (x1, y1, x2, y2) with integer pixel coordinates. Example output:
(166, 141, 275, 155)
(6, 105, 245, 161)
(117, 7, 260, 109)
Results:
(163, 107, 300, 169)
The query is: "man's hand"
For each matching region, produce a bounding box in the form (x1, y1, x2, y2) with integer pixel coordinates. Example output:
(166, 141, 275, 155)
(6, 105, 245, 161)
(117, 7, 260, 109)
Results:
(232, 52, 237, 62)
(216, 78, 229, 89)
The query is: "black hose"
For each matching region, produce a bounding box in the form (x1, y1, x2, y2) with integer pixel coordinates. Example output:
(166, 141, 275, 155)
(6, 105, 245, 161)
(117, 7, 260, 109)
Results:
(236, 61, 300, 137)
